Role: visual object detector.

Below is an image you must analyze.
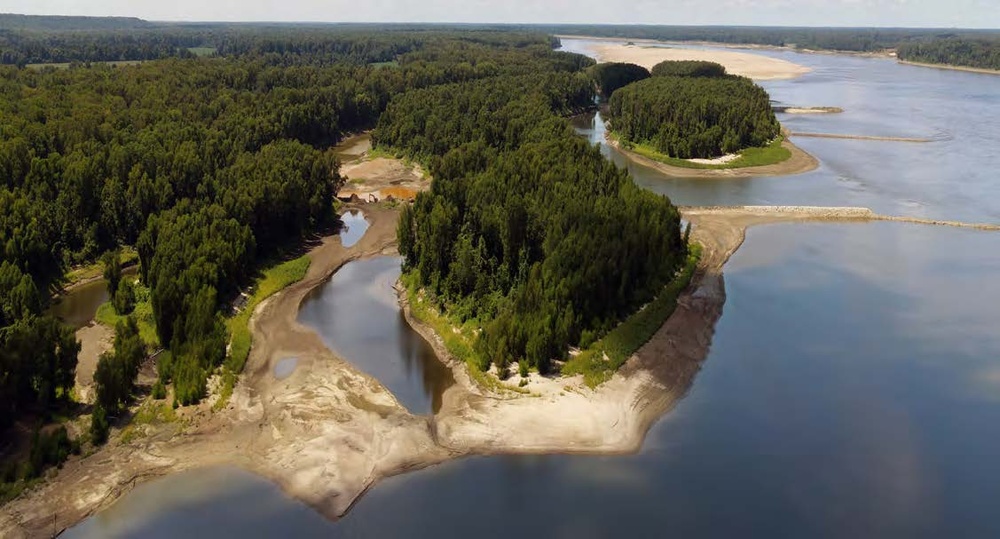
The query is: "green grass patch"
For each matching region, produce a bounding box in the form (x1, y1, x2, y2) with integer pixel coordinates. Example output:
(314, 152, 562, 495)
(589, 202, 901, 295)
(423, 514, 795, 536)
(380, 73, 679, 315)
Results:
(95, 281, 159, 348)
(65, 246, 138, 286)
(615, 133, 791, 170)
(214, 255, 311, 411)
(563, 244, 702, 388)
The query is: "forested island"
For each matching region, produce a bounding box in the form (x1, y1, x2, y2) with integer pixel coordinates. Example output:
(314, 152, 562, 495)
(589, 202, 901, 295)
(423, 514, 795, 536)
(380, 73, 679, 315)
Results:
(606, 61, 782, 163)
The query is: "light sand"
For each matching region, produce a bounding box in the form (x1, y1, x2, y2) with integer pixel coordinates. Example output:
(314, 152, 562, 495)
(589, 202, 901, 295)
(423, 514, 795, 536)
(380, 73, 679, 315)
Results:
(72, 323, 113, 404)
(899, 60, 1000, 76)
(589, 43, 811, 80)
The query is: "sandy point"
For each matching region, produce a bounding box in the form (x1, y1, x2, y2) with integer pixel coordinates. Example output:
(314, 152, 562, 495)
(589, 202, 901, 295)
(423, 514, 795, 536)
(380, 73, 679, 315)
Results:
(588, 42, 811, 81)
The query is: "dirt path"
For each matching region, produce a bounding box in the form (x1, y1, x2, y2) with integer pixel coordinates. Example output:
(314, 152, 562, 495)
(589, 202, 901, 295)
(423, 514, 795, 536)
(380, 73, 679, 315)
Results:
(73, 323, 113, 404)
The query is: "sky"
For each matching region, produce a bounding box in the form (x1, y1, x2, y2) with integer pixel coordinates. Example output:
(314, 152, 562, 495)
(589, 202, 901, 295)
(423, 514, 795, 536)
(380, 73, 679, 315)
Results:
(1, 0, 998, 28)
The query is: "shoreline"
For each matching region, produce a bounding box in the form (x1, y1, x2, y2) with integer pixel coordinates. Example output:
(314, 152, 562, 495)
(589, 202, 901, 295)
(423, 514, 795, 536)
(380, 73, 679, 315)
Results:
(586, 41, 811, 80)
(5, 203, 999, 537)
(557, 34, 895, 59)
(898, 59, 1000, 76)
(607, 134, 819, 179)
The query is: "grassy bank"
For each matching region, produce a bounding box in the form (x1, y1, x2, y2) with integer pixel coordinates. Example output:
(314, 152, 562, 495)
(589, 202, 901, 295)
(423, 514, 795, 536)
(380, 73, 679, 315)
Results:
(403, 244, 701, 391)
(214, 255, 311, 410)
(401, 273, 529, 394)
(95, 281, 159, 348)
(617, 134, 791, 170)
(64, 246, 139, 286)
(563, 244, 701, 387)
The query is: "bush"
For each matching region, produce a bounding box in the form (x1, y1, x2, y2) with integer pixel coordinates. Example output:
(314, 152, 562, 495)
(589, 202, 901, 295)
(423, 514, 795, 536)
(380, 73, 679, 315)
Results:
(113, 279, 135, 315)
(518, 360, 529, 378)
(28, 426, 73, 476)
(151, 380, 166, 400)
(173, 353, 207, 406)
(91, 405, 110, 445)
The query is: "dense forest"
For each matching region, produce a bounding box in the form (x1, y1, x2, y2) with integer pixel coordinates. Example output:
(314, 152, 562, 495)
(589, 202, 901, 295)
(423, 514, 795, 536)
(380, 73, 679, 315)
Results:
(607, 67, 779, 159)
(588, 62, 650, 98)
(380, 73, 686, 374)
(1, 30, 590, 448)
(4, 15, 1000, 69)
(898, 38, 1000, 71)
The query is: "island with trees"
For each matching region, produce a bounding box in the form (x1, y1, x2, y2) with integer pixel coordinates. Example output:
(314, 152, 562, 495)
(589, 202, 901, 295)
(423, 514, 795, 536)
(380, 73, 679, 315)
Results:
(604, 60, 792, 170)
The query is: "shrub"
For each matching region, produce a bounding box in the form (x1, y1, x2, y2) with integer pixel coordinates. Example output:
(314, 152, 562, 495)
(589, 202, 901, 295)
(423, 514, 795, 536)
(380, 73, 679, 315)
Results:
(91, 405, 110, 445)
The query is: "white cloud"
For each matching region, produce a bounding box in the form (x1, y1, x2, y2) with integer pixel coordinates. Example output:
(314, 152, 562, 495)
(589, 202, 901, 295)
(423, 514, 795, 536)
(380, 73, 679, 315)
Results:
(0, 0, 995, 27)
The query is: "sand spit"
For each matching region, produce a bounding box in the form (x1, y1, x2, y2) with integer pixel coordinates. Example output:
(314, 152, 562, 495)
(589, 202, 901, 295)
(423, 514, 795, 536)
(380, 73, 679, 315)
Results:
(4, 202, 998, 537)
(587, 42, 811, 80)
(774, 106, 844, 114)
(790, 132, 933, 143)
(899, 60, 1000, 76)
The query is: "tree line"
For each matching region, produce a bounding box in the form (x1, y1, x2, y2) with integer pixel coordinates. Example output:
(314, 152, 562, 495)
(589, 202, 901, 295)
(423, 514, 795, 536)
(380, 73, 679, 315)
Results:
(382, 70, 686, 375)
(898, 38, 1000, 70)
(606, 63, 779, 159)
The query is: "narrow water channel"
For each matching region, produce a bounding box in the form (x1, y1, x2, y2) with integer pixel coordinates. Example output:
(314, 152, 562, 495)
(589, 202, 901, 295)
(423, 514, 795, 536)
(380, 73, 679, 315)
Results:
(298, 256, 454, 415)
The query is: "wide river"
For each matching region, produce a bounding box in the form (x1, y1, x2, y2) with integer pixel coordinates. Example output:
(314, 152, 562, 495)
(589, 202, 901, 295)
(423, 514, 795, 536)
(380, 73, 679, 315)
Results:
(66, 39, 1000, 537)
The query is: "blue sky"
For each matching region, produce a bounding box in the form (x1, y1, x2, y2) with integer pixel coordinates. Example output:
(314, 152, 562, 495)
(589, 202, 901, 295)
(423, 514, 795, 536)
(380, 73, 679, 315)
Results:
(2, 0, 997, 28)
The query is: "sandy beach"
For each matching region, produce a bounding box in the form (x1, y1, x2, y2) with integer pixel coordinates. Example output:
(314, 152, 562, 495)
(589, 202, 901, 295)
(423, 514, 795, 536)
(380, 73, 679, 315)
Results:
(588, 42, 811, 80)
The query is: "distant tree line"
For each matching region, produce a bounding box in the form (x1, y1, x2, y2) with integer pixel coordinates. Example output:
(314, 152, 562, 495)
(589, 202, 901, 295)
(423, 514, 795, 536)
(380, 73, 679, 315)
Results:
(898, 38, 1000, 70)
(607, 63, 779, 159)
(536, 25, 1000, 53)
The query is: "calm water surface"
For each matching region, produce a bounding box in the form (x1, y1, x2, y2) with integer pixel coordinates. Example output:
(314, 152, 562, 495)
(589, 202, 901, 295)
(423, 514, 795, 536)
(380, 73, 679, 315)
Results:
(49, 267, 138, 329)
(338, 210, 369, 248)
(298, 256, 453, 414)
(67, 39, 1000, 537)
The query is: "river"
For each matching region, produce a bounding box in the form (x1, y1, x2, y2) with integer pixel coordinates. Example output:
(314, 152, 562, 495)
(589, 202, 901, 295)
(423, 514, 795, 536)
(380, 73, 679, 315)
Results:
(65, 38, 1000, 537)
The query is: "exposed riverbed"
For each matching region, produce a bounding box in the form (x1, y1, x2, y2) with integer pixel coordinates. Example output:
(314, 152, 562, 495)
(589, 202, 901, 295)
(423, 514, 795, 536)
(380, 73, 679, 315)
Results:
(48, 38, 1000, 538)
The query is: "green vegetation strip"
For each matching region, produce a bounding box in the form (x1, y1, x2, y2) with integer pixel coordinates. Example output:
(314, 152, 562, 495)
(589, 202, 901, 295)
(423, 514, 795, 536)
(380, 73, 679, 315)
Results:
(623, 136, 791, 170)
(214, 255, 311, 410)
(401, 273, 529, 395)
(95, 282, 159, 348)
(563, 244, 701, 388)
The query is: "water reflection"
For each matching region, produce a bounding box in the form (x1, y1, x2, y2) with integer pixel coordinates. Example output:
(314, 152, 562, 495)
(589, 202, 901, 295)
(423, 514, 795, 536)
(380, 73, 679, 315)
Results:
(63, 466, 335, 538)
(336, 223, 1000, 538)
(298, 256, 453, 414)
(565, 37, 1000, 223)
(49, 267, 139, 329)
(337, 210, 369, 248)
